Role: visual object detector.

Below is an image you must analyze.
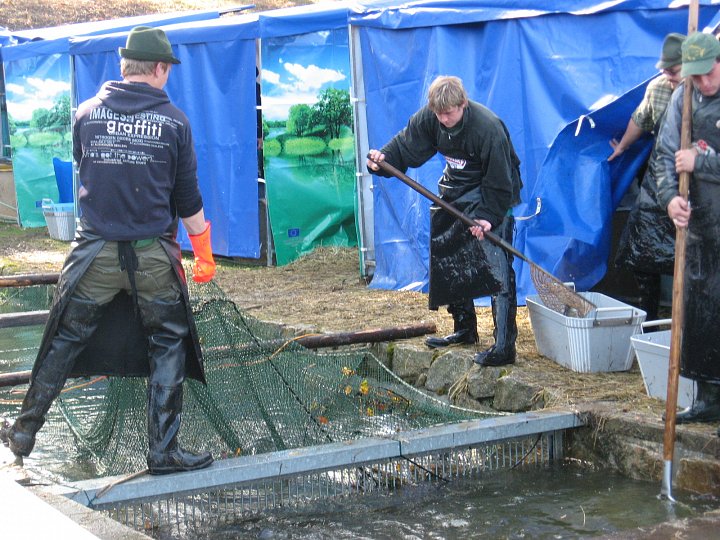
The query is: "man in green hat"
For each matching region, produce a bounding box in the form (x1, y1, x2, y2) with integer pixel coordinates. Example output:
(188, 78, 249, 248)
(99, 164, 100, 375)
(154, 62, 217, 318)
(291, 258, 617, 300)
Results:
(1, 26, 216, 473)
(656, 31, 720, 432)
(609, 33, 685, 322)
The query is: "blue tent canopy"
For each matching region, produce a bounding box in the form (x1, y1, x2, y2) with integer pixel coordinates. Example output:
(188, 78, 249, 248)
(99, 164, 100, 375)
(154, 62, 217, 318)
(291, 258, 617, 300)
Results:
(68, 2, 352, 257)
(350, 0, 720, 303)
(349, 0, 713, 28)
(0, 29, 27, 48)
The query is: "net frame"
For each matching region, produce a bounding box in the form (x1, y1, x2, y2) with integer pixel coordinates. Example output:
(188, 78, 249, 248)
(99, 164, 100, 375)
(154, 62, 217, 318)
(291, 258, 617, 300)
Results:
(530, 265, 596, 317)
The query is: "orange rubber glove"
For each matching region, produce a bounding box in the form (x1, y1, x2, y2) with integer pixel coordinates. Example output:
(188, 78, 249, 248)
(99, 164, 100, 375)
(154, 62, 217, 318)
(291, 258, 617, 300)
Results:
(188, 221, 216, 283)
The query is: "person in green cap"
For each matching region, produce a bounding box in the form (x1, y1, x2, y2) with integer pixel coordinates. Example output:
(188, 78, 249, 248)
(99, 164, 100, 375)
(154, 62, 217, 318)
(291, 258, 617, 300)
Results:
(610, 32, 685, 321)
(1, 26, 216, 473)
(656, 31, 720, 431)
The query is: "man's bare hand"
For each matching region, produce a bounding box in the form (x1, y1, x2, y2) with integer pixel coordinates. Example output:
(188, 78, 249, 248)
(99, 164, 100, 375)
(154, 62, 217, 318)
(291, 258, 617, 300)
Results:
(469, 219, 492, 239)
(675, 148, 698, 174)
(667, 196, 690, 228)
(607, 138, 625, 162)
(367, 149, 385, 171)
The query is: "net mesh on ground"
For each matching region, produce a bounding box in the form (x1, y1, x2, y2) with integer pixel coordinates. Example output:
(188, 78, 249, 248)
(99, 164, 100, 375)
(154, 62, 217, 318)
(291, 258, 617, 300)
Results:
(1, 280, 486, 477)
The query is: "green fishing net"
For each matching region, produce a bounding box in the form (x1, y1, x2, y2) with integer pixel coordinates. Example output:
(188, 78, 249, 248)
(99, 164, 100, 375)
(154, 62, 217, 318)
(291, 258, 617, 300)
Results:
(1, 278, 484, 478)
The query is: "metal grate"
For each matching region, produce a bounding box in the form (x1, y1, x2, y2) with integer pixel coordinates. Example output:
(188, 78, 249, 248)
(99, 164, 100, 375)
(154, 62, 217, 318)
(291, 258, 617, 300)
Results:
(62, 410, 583, 538)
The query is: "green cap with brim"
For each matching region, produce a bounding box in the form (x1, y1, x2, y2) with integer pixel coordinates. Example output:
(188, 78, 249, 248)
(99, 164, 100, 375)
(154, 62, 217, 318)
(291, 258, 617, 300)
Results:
(119, 26, 181, 65)
(681, 31, 720, 77)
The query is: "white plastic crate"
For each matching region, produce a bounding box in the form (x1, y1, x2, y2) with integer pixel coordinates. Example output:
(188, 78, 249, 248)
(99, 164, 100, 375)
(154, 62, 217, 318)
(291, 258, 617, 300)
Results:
(42, 199, 75, 241)
(526, 291, 646, 373)
(630, 320, 696, 409)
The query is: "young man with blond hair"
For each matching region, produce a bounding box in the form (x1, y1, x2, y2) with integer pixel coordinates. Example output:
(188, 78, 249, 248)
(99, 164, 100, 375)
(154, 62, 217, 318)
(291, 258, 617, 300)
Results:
(368, 76, 522, 366)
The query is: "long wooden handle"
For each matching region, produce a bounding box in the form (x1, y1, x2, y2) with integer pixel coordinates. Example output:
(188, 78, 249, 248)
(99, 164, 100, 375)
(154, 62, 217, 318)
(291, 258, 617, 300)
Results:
(663, 0, 698, 469)
(369, 156, 529, 264)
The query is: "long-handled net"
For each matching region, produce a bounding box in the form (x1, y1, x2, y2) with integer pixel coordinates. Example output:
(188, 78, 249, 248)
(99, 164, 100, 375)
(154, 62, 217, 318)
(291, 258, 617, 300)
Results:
(370, 158, 596, 318)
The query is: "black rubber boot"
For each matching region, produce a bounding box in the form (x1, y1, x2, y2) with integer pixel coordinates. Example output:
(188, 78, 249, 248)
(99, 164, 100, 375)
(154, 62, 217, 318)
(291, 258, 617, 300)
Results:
(474, 290, 517, 367)
(139, 298, 213, 475)
(634, 271, 661, 322)
(6, 297, 105, 457)
(146, 384, 213, 475)
(426, 299, 479, 348)
(475, 218, 517, 367)
(675, 381, 720, 424)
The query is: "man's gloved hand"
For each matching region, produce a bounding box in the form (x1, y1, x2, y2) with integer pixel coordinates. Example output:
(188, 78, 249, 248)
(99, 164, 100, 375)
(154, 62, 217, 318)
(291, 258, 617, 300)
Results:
(188, 221, 216, 283)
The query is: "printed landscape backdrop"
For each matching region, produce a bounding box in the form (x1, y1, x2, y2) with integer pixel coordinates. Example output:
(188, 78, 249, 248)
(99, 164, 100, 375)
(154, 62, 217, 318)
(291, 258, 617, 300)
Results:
(261, 28, 357, 265)
(5, 52, 72, 227)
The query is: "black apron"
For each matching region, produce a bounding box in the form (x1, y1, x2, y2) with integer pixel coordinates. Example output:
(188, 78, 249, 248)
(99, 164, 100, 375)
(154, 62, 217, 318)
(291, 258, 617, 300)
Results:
(31, 221, 206, 384)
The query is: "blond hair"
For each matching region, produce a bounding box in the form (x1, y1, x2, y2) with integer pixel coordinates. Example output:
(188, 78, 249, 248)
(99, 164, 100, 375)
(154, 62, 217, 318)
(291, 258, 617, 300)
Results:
(120, 58, 168, 77)
(427, 76, 468, 113)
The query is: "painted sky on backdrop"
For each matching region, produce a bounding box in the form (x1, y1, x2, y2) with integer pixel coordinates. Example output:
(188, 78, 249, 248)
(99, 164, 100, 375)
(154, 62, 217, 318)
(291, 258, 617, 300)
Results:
(260, 29, 350, 121)
(4, 53, 70, 123)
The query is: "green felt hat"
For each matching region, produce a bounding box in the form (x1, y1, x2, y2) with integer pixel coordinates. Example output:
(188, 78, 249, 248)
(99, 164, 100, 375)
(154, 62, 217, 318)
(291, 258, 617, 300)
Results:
(656, 33, 685, 69)
(119, 26, 180, 65)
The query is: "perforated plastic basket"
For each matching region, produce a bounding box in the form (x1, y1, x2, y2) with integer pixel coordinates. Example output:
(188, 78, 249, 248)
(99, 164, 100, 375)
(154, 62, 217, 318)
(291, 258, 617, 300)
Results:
(42, 199, 76, 241)
(526, 291, 646, 373)
(630, 320, 696, 408)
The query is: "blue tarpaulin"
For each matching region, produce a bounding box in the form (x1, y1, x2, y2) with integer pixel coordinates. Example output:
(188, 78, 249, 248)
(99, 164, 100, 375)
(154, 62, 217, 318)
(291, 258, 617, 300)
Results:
(4, 0, 720, 286)
(350, 0, 720, 303)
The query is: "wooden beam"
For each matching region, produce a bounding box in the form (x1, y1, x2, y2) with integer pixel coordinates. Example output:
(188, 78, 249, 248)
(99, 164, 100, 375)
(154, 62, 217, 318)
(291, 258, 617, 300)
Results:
(0, 273, 60, 287)
(296, 322, 437, 348)
(0, 370, 31, 387)
(0, 310, 49, 328)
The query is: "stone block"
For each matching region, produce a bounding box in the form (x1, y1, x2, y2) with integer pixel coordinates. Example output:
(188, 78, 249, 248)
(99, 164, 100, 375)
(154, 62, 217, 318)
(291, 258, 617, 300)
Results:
(391, 344, 434, 384)
(492, 372, 544, 412)
(466, 365, 504, 399)
(425, 351, 474, 394)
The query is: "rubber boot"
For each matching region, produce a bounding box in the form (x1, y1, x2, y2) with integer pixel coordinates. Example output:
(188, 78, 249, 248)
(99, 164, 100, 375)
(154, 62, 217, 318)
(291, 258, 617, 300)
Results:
(474, 290, 517, 367)
(425, 299, 479, 348)
(139, 298, 213, 474)
(146, 384, 213, 474)
(475, 218, 517, 367)
(634, 271, 661, 322)
(5, 297, 105, 457)
(675, 381, 720, 424)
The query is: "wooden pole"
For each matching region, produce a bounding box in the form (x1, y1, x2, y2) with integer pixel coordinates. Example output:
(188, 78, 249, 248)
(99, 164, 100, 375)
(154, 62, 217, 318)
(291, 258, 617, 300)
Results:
(294, 322, 437, 348)
(662, 0, 698, 502)
(0, 273, 60, 287)
(206, 321, 438, 357)
(0, 370, 31, 387)
(0, 310, 49, 329)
